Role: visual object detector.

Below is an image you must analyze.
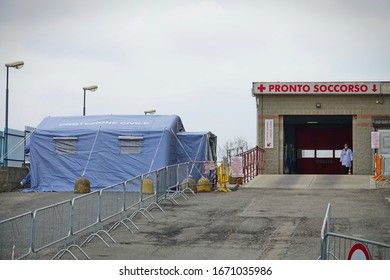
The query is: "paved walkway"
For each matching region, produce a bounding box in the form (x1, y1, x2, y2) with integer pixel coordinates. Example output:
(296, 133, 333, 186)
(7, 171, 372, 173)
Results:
(1, 174, 389, 260)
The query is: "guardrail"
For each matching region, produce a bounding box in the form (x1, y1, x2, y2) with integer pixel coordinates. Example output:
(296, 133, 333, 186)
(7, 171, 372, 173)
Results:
(0, 160, 214, 260)
(238, 146, 265, 183)
(319, 203, 390, 260)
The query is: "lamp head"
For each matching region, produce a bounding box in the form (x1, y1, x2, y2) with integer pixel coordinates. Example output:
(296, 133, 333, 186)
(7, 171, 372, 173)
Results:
(144, 109, 156, 115)
(5, 61, 24, 69)
(83, 85, 98, 92)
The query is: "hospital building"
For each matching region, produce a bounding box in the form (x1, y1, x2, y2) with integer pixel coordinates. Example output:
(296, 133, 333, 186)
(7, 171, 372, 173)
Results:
(252, 81, 390, 175)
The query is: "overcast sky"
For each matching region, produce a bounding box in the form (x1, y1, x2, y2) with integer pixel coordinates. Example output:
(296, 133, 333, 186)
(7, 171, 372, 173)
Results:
(1, 0, 390, 151)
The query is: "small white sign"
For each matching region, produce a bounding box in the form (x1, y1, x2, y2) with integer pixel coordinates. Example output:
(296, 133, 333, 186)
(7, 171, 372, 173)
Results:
(371, 131, 380, 149)
(265, 119, 274, 149)
(231, 156, 243, 177)
(204, 163, 210, 175)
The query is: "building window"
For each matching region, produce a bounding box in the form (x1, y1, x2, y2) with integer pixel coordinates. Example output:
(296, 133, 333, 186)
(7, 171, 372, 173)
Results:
(301, 150, 315, 158)
(316, 150, 333, 158)
(383, 136, 390, 149)
(119, 136, 143, 154)
(53, 137, 78, 155)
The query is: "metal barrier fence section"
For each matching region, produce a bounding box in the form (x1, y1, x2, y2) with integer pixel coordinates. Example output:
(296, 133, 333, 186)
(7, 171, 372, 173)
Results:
(178, 163, 189, 184)
(71, 191, 100, 236)
(319, 203, 390, 260)
(0, 161, 214, 260)
(326, 232, 390, 260)
(140, 171, 158, 218)
(0, 212, 33, 259)
(100, 182, 125, 224)
(156, 165, 180, 205)
(124, 176, 142, 211)
(32, 200, 72, 253)
(177, 162, 191, 197)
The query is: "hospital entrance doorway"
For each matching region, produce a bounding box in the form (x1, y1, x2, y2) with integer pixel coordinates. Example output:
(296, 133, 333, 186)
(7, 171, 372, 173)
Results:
(284, 115, 352, 174)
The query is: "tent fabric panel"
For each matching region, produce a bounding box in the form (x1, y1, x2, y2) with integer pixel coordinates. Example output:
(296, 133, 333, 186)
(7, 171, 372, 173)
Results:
(29, 125, 172, 192)
(176, 132, 207, 163)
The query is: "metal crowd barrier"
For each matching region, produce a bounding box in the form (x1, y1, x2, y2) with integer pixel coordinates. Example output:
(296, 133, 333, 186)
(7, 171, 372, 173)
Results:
(0, 161, 214, 260)
(122, 176, 142, 230)
(176, 162, 191, 199)
(319, 203, 390, 260)
(157, 164, 183, 205)
(71, 191, 100, 238)
(32, 200, 72, 254)
(0, 212, 33, 260)
(325, 232, 390, 260)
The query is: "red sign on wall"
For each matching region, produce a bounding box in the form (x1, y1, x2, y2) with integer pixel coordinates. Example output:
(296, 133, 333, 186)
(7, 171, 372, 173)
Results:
(253, 82, 381, 95)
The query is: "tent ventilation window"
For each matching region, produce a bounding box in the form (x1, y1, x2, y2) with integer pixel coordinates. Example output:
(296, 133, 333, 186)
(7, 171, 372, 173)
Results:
(53, 137, 78, 155)
(119, 136, 143, 154)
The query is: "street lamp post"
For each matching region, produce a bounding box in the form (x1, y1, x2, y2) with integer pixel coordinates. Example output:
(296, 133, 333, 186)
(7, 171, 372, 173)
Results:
(4, 61, 24, 167)
(82, 85, 98, 116)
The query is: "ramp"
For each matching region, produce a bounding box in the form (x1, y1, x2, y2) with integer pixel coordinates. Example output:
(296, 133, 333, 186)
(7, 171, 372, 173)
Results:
(243, 174, 373, 189)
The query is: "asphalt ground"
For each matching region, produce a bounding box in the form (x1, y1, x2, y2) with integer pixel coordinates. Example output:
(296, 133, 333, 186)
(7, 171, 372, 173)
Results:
(1, 175, 390, 260)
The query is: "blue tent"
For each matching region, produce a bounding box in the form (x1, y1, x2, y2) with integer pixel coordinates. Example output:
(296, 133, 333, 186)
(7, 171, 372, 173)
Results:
(176, 131, 217, 181)
(29, 115, 216, 192)
(176, 131, 217, 164)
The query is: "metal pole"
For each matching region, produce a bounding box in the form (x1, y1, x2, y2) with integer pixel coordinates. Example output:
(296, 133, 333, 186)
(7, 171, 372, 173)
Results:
(83, 89, 86, 116)
(4, 66, 9, 167)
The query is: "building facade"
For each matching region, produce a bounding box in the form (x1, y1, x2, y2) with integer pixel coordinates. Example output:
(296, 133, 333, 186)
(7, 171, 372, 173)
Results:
(252, 81, 390, 175)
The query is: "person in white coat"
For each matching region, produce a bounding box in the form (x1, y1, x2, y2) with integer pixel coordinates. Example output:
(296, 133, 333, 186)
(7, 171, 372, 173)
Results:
(340, 144, 353, 174)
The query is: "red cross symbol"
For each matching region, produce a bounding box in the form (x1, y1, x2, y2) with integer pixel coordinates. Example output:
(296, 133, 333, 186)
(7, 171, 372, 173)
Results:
(257, 84, 267, 92)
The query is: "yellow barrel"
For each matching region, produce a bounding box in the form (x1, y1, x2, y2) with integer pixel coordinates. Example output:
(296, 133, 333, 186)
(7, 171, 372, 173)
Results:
(141, 178, 154, 194)
(181, 177, 197, 193)
(74, 177, 91, 193)
(197, 177, 211, 192)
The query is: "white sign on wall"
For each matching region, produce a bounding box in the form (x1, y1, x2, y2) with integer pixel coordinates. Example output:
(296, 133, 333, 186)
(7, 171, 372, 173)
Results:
(265, 119, 274, 149)
(371, 131, 380, 149)
(231, 156, 243, 177)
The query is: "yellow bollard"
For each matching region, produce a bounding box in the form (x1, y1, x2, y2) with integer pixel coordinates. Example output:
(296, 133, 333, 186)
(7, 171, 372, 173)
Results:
(197, 177, 211, 192)
(141, 178, 154, 194)
(74, 177, 91, 193)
